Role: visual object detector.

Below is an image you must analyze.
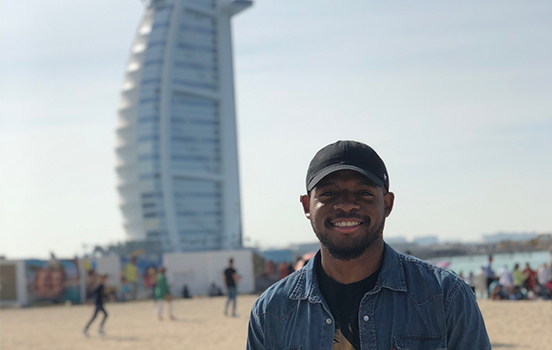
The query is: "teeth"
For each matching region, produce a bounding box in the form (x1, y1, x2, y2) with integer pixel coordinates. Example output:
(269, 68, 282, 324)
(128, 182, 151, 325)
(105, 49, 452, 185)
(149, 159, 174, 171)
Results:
(334, 221, 360, 227)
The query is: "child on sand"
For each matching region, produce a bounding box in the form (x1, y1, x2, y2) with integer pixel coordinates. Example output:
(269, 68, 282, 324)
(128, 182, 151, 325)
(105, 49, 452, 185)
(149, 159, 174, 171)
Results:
(83, 274, 109, 336)
(154, 267, 175, 320)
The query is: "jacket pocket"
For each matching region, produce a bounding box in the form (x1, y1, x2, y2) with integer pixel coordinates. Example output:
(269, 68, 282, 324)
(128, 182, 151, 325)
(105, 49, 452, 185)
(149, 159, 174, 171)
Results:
(393, 335, 446, 350)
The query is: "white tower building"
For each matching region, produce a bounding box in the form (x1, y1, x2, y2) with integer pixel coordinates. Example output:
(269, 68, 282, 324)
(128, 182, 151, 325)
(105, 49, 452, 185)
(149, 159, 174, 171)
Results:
(116, 0, 251, 252)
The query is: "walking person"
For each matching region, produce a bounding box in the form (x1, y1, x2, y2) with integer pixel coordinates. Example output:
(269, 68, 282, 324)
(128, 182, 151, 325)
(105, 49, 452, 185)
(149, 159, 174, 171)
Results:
(154, 267, 175, 320)
(83, 274, 109, 336)
(223, 258, 240, 317)
(246, 140, 490, 350)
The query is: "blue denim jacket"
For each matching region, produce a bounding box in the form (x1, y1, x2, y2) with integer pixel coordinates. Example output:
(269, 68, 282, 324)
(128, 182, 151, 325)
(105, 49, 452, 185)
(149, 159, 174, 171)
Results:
(247, 243, 491, 350)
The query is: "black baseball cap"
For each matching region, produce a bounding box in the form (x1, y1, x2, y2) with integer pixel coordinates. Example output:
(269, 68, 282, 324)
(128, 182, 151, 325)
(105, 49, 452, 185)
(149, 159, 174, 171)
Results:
(306, 140, 389, 192)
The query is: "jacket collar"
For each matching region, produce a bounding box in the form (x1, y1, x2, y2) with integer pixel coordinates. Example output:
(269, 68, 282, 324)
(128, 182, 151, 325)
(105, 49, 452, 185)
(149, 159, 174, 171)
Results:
(289, 242, 407, 301)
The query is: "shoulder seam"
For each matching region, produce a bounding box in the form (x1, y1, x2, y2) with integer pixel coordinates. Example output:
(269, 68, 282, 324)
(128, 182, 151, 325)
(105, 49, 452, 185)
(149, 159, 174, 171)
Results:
(444, 277, 462, 313)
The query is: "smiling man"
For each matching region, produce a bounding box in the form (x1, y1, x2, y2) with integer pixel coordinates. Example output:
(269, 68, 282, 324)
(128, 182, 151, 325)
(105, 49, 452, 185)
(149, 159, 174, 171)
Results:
(247, 140, 491, 350)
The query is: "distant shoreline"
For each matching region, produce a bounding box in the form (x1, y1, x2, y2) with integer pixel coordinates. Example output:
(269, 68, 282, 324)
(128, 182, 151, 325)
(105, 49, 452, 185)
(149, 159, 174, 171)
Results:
(391, 235, 552, 259)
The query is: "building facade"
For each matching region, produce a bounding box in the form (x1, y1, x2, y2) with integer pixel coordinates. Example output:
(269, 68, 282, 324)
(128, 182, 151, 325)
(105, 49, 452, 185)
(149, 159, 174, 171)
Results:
(116, 0, 251, 252)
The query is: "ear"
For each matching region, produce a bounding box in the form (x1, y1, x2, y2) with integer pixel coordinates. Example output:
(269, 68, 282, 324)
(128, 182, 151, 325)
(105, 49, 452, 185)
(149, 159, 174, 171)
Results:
(299, 194, 311, 219)
(383, 192, 395, 217)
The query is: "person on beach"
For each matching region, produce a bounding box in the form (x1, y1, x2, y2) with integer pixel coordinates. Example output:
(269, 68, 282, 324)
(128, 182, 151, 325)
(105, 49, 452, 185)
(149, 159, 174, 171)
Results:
(154, 267, 175, 320)
(474, 266, 488, 299)
(468, 271, 476, 294)
(537, 263, 550, 300)
(498, 265, 514, 292)
(512, 263, 527, 288)
(223, 258, 240, 316)
(483, 255, 495, 296)
(246, 140, 491, 350)
(145, 266, 157, 298)
(124, 257, 139, 300)
(83, 273, 108, 336)
(522, 263, 536, 293)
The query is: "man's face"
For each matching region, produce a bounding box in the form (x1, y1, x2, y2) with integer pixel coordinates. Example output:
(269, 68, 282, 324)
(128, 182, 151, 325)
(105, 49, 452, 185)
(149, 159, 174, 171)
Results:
(300, 170, 394, 261)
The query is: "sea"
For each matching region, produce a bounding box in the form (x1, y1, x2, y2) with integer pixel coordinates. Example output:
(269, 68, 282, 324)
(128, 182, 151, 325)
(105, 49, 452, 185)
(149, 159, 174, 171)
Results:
(428, 250, 551, 275)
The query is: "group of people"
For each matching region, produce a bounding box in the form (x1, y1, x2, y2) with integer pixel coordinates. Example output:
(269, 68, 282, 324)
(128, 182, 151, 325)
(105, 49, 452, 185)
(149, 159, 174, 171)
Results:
(83, 263, 174, 336)
(120, 257, 151, 301)
(121, 258, 175, 320)
(82, 258, 240, 336)
(475, 255, 552, 300)
(77, 140, 552, 348)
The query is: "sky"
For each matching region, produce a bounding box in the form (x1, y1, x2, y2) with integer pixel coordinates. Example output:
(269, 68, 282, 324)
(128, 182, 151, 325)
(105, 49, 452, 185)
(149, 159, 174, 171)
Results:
(1, 0, 551, 259)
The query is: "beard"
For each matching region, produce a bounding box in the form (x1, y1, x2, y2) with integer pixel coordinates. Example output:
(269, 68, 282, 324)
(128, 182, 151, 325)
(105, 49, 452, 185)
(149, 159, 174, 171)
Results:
(314, 217, 385, 261)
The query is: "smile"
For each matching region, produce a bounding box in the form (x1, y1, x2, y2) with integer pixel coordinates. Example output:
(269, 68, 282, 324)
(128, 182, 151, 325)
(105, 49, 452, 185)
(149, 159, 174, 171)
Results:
(332, 221, 361, 227)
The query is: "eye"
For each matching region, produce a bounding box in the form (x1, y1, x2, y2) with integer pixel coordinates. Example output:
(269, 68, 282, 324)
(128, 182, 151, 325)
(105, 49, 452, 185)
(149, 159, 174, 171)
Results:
(358, 190, 374, 196)
(319, 191, 335, 197)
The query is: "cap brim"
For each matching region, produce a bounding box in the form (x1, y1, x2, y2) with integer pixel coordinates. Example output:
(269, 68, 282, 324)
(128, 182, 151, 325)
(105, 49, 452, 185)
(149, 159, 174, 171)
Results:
(307, 164, 384, 191)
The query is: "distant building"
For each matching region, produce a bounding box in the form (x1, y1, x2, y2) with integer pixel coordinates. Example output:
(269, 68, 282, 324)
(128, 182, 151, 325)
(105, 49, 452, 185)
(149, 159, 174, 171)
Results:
(115, 0, 252, 253)
(413, 236, 439, 247)
(289, 242, 321, 256)
(385, 236, 408, 245)
(258, 249, 293, 264)
(482, 232, 538, 244)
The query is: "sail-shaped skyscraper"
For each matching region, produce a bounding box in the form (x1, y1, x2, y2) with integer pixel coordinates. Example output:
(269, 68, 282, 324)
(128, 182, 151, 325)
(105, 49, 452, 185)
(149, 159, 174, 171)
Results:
(115, 0, 251, 253)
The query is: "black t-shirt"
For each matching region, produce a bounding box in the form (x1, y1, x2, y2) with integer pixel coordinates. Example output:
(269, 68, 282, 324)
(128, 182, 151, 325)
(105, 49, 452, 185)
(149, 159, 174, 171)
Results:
(92, 284, 105, 306)
(224, 267, 236, 287)
(316, 255, 380, 350)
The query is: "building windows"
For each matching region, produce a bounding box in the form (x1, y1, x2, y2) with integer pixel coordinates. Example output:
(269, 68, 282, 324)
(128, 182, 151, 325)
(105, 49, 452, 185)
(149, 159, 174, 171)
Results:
(139, 173, 161, 180)
(144, 211, 164, 219)
(117, 0, 247, 252)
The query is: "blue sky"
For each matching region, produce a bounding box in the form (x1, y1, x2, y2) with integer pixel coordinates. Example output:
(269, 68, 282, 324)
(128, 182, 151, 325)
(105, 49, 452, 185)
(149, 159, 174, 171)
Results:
(1, 0, 551, 258)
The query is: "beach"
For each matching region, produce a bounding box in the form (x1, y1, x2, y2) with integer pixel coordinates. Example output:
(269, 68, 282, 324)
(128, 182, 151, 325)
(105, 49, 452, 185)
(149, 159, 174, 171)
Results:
(1, 295, 551, 349)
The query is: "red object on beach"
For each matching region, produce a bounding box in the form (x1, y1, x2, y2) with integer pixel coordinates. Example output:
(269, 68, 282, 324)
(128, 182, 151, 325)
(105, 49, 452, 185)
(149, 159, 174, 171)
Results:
(302, 252, 316, 261)
(294, 252, 316, 270)
(436, 261, 451, 269)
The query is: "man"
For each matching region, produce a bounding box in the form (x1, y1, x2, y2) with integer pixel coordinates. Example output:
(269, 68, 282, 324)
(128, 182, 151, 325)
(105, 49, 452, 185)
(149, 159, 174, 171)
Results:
(512, 263, 527, 288)
(537, 263, 550, 300)
(247, 140, 490, 350)
(483, 255, 495, 297)
(223, 258, 240, 316)
(124, 257, 139, 300)
(497, 265, 514, 299)
(83, 273, 108, 336)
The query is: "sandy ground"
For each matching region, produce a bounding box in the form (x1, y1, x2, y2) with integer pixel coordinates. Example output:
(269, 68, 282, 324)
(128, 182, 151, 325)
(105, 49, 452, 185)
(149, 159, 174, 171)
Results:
(1, 296, 551, 349)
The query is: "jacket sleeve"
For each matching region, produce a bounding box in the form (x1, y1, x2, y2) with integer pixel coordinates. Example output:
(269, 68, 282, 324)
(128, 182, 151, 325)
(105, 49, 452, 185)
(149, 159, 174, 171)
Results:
(246, 303, 265, 350)
(445, 279, 491, 350)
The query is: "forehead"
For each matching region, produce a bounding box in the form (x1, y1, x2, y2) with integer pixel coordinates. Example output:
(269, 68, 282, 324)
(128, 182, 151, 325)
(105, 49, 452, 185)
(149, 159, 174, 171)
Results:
(314, 170, 378, 188)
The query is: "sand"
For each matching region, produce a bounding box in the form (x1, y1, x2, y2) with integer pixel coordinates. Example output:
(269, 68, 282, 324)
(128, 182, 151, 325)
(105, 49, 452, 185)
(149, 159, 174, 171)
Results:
(1, 296, 551, 349)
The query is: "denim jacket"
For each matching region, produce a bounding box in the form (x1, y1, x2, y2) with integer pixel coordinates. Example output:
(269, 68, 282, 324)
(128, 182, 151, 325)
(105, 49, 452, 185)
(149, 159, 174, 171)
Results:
(247, 243, 491, 350)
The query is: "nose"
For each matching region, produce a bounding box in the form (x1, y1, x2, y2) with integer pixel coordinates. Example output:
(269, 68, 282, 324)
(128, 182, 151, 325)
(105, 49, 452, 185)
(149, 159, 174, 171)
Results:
(333, 193, 360, 213)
